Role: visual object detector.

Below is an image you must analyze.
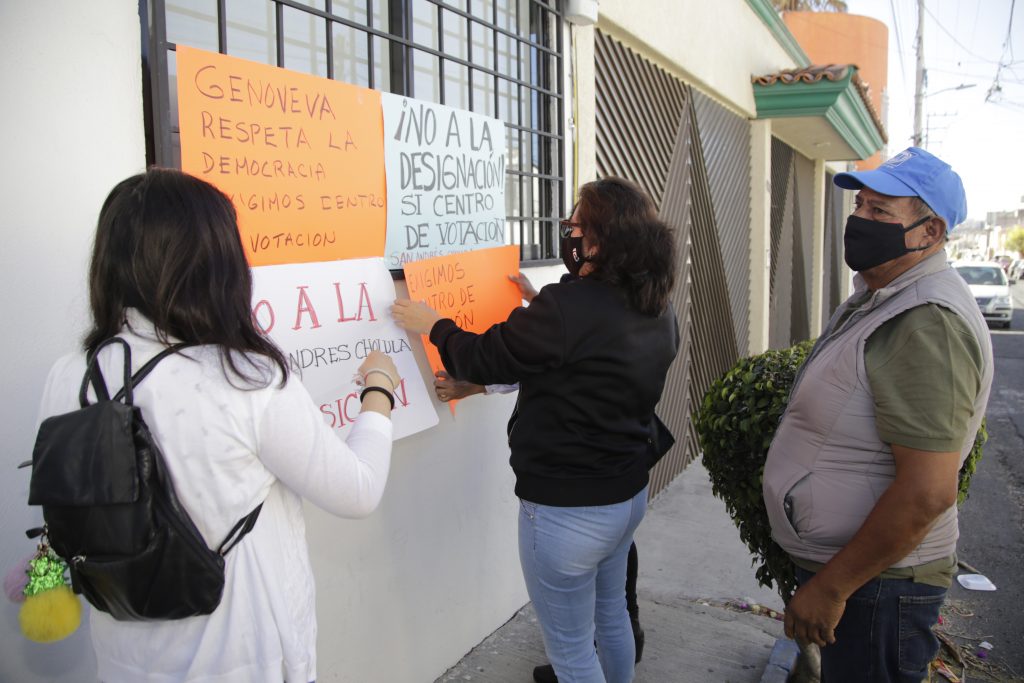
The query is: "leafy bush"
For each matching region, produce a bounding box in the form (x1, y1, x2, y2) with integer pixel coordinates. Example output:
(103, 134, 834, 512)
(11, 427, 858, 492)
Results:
(695, 340, 986, 604)
(959, 420, 987, 506)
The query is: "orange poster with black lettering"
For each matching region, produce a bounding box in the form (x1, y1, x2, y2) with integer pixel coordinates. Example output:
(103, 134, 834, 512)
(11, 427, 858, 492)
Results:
(403, 245, 523, 414)
(176, 45, 385, 266)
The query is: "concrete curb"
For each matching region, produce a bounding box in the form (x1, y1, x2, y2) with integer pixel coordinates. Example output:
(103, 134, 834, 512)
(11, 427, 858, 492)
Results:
(759, 638, 800, 683)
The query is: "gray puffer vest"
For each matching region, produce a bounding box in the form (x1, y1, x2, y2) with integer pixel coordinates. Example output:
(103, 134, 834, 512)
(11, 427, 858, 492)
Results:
(762, 251, 993, 567)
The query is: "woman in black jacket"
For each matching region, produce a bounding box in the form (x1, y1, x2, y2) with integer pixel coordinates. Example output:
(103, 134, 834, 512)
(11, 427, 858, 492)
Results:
(393, 176, 678, 683)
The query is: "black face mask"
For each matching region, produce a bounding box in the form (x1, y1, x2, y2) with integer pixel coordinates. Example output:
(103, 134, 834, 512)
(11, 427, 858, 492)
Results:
(561, 235, 588, 276)
(843, 214, 933, 272)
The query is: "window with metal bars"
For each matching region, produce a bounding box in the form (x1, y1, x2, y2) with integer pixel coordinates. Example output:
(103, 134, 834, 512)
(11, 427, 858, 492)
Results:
(141, 0, 567, 265)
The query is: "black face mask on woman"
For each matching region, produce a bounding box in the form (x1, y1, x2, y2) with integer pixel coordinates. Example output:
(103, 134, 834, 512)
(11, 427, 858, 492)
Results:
(561, 235, 588, 276)
(843, 214, 933, 272)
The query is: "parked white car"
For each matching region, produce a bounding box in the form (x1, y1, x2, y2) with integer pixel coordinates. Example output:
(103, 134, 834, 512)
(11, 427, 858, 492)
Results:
(954, 262, 1014, 329)
(1010, 258, 1024, 281)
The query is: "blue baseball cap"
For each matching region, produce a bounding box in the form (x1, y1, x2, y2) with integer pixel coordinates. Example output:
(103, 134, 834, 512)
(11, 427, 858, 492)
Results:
(833, 147, 967, 232)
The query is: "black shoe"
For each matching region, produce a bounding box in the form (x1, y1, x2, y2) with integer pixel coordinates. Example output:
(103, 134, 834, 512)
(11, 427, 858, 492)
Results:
(532, 619, 644, 682)
(532, 664, 558, 683)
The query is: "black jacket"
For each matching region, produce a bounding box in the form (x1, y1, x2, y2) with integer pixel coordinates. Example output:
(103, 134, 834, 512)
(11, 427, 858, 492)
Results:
(430, 276, 679, 506)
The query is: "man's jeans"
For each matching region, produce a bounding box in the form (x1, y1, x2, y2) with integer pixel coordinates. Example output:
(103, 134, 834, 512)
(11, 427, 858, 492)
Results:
(795, 567, 946, 683)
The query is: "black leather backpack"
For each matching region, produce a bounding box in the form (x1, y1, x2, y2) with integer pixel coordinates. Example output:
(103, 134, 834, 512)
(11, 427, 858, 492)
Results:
(28, 337, 262, 620)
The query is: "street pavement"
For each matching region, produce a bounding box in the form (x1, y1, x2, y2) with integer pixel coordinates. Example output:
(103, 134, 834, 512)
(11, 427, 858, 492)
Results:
(435, 461, 787, 682)
(946, 283, 1024, 680)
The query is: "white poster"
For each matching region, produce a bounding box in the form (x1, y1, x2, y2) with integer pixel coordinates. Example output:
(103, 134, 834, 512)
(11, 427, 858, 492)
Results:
(382, 93, 507, 268)
(251, 257, 438, 440)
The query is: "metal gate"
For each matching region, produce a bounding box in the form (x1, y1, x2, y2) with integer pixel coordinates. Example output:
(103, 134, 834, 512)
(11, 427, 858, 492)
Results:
(769, 137, 814, 348)
(594, 30, 752, 498)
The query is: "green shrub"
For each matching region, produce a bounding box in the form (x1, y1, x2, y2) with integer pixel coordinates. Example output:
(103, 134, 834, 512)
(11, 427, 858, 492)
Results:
(959, 420, 987, 506)
(695, 340, 986, 604)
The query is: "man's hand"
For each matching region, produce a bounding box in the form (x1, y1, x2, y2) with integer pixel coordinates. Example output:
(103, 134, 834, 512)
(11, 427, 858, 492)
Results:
(434, 371, 485, 402)
(784, 444, 960, 648)
(784, 575, 846, 647)
(392, 298, 443, 334)
(508, 273, 538, 303)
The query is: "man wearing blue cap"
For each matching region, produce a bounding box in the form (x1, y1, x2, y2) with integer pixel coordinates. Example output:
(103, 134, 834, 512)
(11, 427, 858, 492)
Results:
(762, 147, 993, 682)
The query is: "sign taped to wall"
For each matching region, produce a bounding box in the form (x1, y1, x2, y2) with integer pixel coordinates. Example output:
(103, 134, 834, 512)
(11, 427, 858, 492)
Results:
(382, 93, 507, 269)
(176, 46, 512, 434)
(252, 257, 437, 439)
(403, 245, 522, 413)
(177, 45, 386, 267)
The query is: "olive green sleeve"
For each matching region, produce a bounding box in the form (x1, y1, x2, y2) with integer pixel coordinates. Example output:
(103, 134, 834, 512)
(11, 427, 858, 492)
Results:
(865, 304, 984, 452)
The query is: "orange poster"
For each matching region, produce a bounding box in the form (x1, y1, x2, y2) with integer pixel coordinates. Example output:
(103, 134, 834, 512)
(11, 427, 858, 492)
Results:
(403, 245, 522, 413)
(176, 45, 386, 266)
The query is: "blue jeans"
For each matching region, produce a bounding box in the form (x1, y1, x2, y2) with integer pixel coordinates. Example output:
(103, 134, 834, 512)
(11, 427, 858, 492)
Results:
(518, 487, 647, 683)
(794, 566, 947, 683)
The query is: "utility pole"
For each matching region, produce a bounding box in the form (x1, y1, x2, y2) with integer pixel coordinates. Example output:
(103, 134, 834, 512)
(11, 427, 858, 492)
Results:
(913, 0, 926, 147)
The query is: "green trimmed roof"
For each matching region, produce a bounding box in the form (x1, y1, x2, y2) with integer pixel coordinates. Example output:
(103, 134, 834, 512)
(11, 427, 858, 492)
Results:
(752, 64, 887, 161)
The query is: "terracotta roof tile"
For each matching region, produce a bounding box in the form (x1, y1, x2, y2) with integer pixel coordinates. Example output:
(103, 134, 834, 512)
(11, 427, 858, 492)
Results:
(752, 63, 851, 85)
(752, 64, 887, 143)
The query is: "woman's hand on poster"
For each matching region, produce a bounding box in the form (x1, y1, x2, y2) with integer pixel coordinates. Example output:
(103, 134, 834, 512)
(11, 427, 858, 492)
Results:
(356, 350, 401, 416)
(508, 273, 538, 303)
(358, 350, 401, 391)
(434, 371, 485, 402)
(392, 299, 442, 335)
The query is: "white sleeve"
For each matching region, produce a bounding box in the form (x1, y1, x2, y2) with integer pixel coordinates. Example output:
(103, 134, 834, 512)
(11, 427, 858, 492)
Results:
(484, 383, 519, 395)
(256, 378, 393, 519)
(36, 354, 83, 426)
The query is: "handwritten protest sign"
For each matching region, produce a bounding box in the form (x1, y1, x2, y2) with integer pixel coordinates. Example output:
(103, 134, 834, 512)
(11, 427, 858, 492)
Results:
(403, 246, 522, 413)
(177, 46, 386, 267)
(251, 258, 437, 439)
(382, 93, 507, 269)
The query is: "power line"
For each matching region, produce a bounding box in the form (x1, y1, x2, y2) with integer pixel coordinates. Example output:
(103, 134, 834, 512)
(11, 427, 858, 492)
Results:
(890, 0, 909, 94)
(1001, 0, 1017, 63)
(1010, 0, 1018, 62)
(988, 0, 1019, 103)
(999, 0, 1018, 57)
(991, 99, 1024, 112)
(921, 2, 1004, 64)
(926, 65, 1017, 82)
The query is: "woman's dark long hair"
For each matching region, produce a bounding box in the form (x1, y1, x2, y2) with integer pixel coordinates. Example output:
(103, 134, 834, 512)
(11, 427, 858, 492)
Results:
(576, 176, 676, 316)
(85, 168, 288, 385)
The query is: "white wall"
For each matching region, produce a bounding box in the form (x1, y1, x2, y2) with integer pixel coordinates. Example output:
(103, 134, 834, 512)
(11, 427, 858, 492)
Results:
(0, 2, 565, 681)
(598, 0, 799, 117)
(1, 2, 145, 680)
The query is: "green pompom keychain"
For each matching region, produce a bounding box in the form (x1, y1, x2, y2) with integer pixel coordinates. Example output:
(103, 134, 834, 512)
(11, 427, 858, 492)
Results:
(19, 532, 81, 643)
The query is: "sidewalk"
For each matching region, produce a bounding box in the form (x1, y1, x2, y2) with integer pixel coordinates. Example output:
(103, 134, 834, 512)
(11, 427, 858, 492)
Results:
(436, 462, 790, 682)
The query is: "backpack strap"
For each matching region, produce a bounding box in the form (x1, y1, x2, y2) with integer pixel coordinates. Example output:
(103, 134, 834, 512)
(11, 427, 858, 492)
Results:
(79, 338, 194, 407)
(79, 337, 131, 407)
(216, 503, 263, 556)
(112, 342, 193, 403)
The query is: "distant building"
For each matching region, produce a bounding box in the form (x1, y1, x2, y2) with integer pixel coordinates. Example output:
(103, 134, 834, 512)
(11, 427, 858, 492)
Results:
(987, 209, 1024, 230)
(783, 11, 889, 169)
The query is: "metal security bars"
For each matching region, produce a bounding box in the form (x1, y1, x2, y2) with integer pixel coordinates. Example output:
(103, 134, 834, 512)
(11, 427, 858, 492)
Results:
(141, 0, 566, 264)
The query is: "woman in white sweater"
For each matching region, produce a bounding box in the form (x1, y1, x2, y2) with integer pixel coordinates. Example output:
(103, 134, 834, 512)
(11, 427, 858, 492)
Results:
(35, 168, 398, 682)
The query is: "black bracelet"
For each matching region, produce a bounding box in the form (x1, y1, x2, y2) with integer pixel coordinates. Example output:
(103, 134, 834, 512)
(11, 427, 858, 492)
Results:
(360, 385, 395, 410)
